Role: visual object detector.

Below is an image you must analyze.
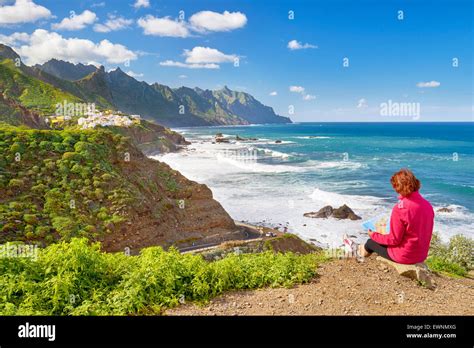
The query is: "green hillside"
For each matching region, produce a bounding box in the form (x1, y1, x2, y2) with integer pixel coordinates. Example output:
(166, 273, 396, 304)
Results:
(0, 124, 237, 251)
(0, 124, 135, 244)
(0, 59, 82, 117)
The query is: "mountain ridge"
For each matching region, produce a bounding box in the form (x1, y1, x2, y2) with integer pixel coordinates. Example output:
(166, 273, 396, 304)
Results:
(29, 54, 291, 127)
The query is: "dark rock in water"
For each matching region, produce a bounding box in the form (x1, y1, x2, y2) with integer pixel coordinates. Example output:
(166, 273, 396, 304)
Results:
(304, 205, 333, 218)
(332, 204, 361, 220)
(215, 138, 230, 143)
(275, 140, 282, 143)
(235, 135, 257, 141)
(437, 207, 453, 213)
(215, 133, 230, 143)
(304, 204, 361, 220)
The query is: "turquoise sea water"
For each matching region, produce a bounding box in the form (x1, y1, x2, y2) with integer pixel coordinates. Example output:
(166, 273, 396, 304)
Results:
(159, 122, 473, 246)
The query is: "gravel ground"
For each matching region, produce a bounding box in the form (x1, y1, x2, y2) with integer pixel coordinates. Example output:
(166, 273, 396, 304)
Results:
(165, 256, 474, 316)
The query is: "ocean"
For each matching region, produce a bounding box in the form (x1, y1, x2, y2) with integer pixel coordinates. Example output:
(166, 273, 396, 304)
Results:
(155, 122, 473, 248)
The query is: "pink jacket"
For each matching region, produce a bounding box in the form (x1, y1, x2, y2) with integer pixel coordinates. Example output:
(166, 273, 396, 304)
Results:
(370, 191, 434, 264)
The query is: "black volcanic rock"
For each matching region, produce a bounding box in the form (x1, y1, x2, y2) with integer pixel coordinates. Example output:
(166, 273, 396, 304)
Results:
(437, 207, 453, 213)
(304, 206, 333, 218)
(304, 205, 361, 220)
(332, 204, 362, 220)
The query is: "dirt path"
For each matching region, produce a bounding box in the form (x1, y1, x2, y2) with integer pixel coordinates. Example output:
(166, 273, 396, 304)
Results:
(165, 256, 474, 316)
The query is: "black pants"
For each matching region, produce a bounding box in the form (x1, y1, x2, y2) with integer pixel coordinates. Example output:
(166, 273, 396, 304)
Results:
(364, 239, 392, 261)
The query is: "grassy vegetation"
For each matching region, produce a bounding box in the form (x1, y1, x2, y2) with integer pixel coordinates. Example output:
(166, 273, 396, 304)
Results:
(426, 256, 467, 278)
(0, 238, 324, 315)
(427, 233, 473, 277)
(0, 124, 138, 245)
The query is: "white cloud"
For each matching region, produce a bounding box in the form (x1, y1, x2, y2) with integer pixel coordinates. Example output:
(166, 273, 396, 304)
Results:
(159, 60, 219, 69)
(0, 0, 51, 25)
(138, 15, 189, 37)
(178, 74, 187, 78)
(184, 46, 236, 64)
(289, 86, 305, 93)
(287, 39, 317, 50)
(357, 98, 368, 108)
(160, 46, 237, 69)
(289, 85, 315, 101)
(0, 31, 29, 46)
(416, 81, 440, 88)
(189, 10, 247, 32)
(1, 29, 137, 65)
(269, 91, 277, 96)
(137, 10, 247, 38)
(125, 70, 143, 78)
(86, 60, 102, 68)
(133, 0, 149, 9)
(94, 15, 133, 32)
(52, 10, 97, 31)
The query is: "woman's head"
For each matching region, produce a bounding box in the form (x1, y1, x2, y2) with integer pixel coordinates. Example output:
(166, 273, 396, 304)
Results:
(390, 168, 421, 197)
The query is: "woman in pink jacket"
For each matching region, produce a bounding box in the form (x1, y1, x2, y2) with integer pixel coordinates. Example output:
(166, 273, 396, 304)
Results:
(360, 168, 435, 264)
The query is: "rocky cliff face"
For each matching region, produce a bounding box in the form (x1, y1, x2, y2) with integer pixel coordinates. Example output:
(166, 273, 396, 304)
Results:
(97, 139, 242, 252)
(111, 119, 190, 155)
(210, 86, 291, 124)
(34, 58, 97, 81)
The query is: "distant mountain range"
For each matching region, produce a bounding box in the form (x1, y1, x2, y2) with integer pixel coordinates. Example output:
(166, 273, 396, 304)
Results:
(0, 44, 291, 127)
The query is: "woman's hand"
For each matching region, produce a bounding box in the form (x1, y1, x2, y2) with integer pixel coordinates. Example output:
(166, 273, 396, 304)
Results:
(368, 229, 374, 238)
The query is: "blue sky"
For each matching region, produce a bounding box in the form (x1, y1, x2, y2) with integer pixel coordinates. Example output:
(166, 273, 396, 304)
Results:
(0, 0, 472, 121)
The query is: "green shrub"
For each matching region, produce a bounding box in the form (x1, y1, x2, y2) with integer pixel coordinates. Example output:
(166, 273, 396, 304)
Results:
(428, 233, 473, 277)
(62, 152, 79, 161)
(8, 178, 24, 188)
(426, 256, 467, 277)
(51, 217, 78, 239)
(447, 235, 474, 270)
(23, 214, 38, 224)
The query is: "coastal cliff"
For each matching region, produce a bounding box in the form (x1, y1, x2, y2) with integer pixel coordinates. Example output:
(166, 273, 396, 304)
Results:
(0, 125, 244, 252)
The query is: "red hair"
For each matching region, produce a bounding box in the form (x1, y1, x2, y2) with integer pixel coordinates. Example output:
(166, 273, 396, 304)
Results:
(390, 168, 421, 197)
